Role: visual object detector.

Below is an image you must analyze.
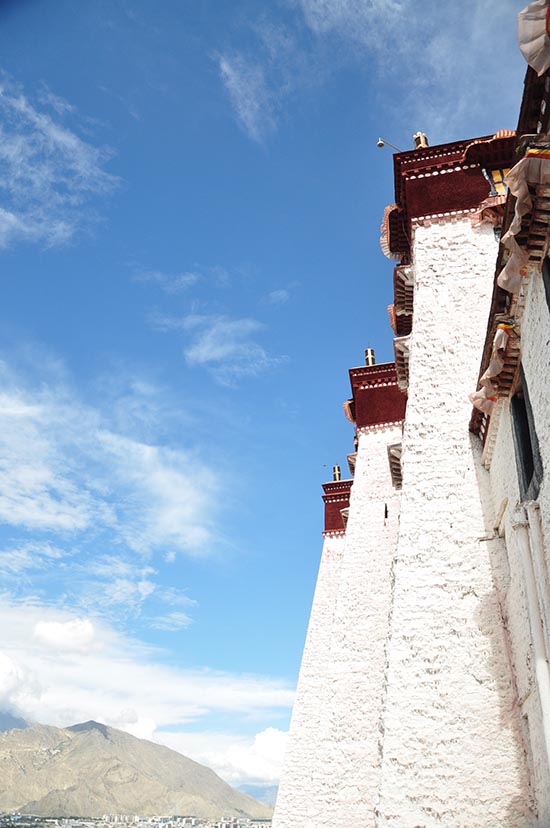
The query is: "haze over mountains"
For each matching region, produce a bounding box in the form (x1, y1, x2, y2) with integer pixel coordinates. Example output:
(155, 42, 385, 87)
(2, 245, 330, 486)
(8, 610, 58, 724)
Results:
(0, 711, 28, 732)
(0, 718, 272, 819)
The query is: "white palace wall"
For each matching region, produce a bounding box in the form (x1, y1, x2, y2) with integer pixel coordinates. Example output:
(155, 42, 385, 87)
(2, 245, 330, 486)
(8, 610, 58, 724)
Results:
(273, 531, 345, 828)
(318, 424, 402, 828)
(484, 266, 550, 822)
(273, 423, 402, 828)
(376, 220, 534, 827)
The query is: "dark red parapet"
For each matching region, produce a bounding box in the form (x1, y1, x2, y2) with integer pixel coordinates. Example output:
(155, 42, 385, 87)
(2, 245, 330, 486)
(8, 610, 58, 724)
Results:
(322, 479, 353, 535)
(348, 362, 406, 429)
(387, 132, 517, 258)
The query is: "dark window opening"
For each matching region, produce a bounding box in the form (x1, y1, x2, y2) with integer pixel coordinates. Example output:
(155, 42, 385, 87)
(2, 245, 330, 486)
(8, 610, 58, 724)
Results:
(510, 367, 543, 501)
(542, 256, 550, 313)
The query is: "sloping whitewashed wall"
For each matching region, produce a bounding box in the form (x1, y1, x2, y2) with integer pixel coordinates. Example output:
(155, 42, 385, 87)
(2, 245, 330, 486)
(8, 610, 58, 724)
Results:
(273, 217, 544, 828)
(376, 220, 534, 827)
(485, 263, 550, 823)
(273, 424, 402, 828)
(317, 425, 401, 828)
(272, 532, 345, 827)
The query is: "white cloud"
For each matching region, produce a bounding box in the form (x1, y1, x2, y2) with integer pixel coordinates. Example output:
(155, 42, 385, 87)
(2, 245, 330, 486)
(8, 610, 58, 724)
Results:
(267, 289, 290, 305)
(0, 386, 105, 532)
(219, 54, 276, 143)
(296, 0, 525, 139)
(0, 542, 65, 575)
(0, 362, 221, 555)
(97, 430, 221, 553)
(0, 598, 293, 786)
(0, 76, 118, 248)
(98, 575, 156, 609)
(153, 313, 286, 385)
(135, 270, 200, 293)
(68, 555, 198, 627)
(218, 17, 307, 142)
(227, 727, 288, 785)
(159, 727, 288, 787)
(219, 0, 525, 144)
(183, 314, 263, 363)
(297, 0, 404, 44)
(34, 619, 97, 653)
(38, 86, 76, 117)
(148, 611, 193, 631)
(0, 651, 40, 716)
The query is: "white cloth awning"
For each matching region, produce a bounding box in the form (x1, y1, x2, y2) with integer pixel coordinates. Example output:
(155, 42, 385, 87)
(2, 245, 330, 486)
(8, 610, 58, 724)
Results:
(518, 0, 550, 76)
(499, 144, 550, 292)
(469, 324, 514, 415)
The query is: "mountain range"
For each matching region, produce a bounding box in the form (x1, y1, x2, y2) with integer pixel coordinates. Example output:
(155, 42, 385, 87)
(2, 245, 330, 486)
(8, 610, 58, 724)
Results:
(0, 718, 272, 819)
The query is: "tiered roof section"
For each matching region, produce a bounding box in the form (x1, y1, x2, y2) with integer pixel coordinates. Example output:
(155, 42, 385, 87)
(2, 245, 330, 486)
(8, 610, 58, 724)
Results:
(384, 133, 517, 261)
(345, 362, 407, 430)
(322, 479, 353, 536)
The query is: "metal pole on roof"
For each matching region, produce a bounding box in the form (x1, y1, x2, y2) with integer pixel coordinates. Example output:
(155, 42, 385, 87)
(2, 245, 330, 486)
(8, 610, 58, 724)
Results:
(376, 137, 402, 152)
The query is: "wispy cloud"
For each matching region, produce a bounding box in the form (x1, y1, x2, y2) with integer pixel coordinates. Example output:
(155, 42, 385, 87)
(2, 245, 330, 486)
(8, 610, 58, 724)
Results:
(297, 0, 525, 137)
(219, 55, 276, 143)
(218, 17, 309, 142)
(266, 289, 290, 305)
(0, 75, 118, 248)
(297, 0, 405, 47)
(37, 85, 76, 117)
(0, 349, 226, 641)
(97, 430, 221, 554)
(81, 555, 157, 617)
(153, 313, 286, 385)
(69, 554, 199, 629)
(0, 363, 220, 556)
(219, 0, 525, 144)
(149, 611, 193, 631)
(0, 386, 106, 532)
(0, 542, 66, 576)
(135, 269, 201, 293)
(133, 262, 231, 293)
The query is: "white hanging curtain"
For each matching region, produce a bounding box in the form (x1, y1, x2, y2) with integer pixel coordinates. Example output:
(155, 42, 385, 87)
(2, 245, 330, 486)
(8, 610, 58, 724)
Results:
(469, 324, 515, 415)
(518, 0, 550, 75)
(499, 143, 550, 292)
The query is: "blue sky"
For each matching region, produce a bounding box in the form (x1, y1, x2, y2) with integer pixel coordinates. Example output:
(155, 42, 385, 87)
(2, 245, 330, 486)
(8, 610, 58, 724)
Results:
(0, 0, 529, 789)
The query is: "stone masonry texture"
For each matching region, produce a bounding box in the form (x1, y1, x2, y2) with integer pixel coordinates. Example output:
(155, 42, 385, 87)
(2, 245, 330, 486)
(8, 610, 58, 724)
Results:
(486, 262, 550, 822)
(273, 424, 402, 828)
(272, 533, 345, 827)
(273, 217, 542, 828)
(376, 220, 534, 827)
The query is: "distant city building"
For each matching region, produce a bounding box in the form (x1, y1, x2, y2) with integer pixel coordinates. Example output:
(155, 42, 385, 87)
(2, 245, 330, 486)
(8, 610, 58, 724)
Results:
(273, 9, 550, 828)
(0, 817, 270, 828)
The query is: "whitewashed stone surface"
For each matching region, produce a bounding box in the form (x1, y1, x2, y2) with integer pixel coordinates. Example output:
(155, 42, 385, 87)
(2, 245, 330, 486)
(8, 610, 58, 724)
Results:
(376, 220, 534, 827)
(274, 424, 402, 828)
(486, 260, 550, 823)
(272, 532, 345, 827)
(317, 424, 402, 828)
(273, 218, 545, 828)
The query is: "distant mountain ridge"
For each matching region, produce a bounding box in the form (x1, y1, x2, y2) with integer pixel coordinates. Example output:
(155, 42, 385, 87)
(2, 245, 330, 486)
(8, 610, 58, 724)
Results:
(0, 711, 28, 732)
(0, 719, 272, 819)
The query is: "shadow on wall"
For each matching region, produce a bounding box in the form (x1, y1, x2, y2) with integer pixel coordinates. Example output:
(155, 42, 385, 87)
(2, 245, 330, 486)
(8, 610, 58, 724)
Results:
(470, 434, 537, 824)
